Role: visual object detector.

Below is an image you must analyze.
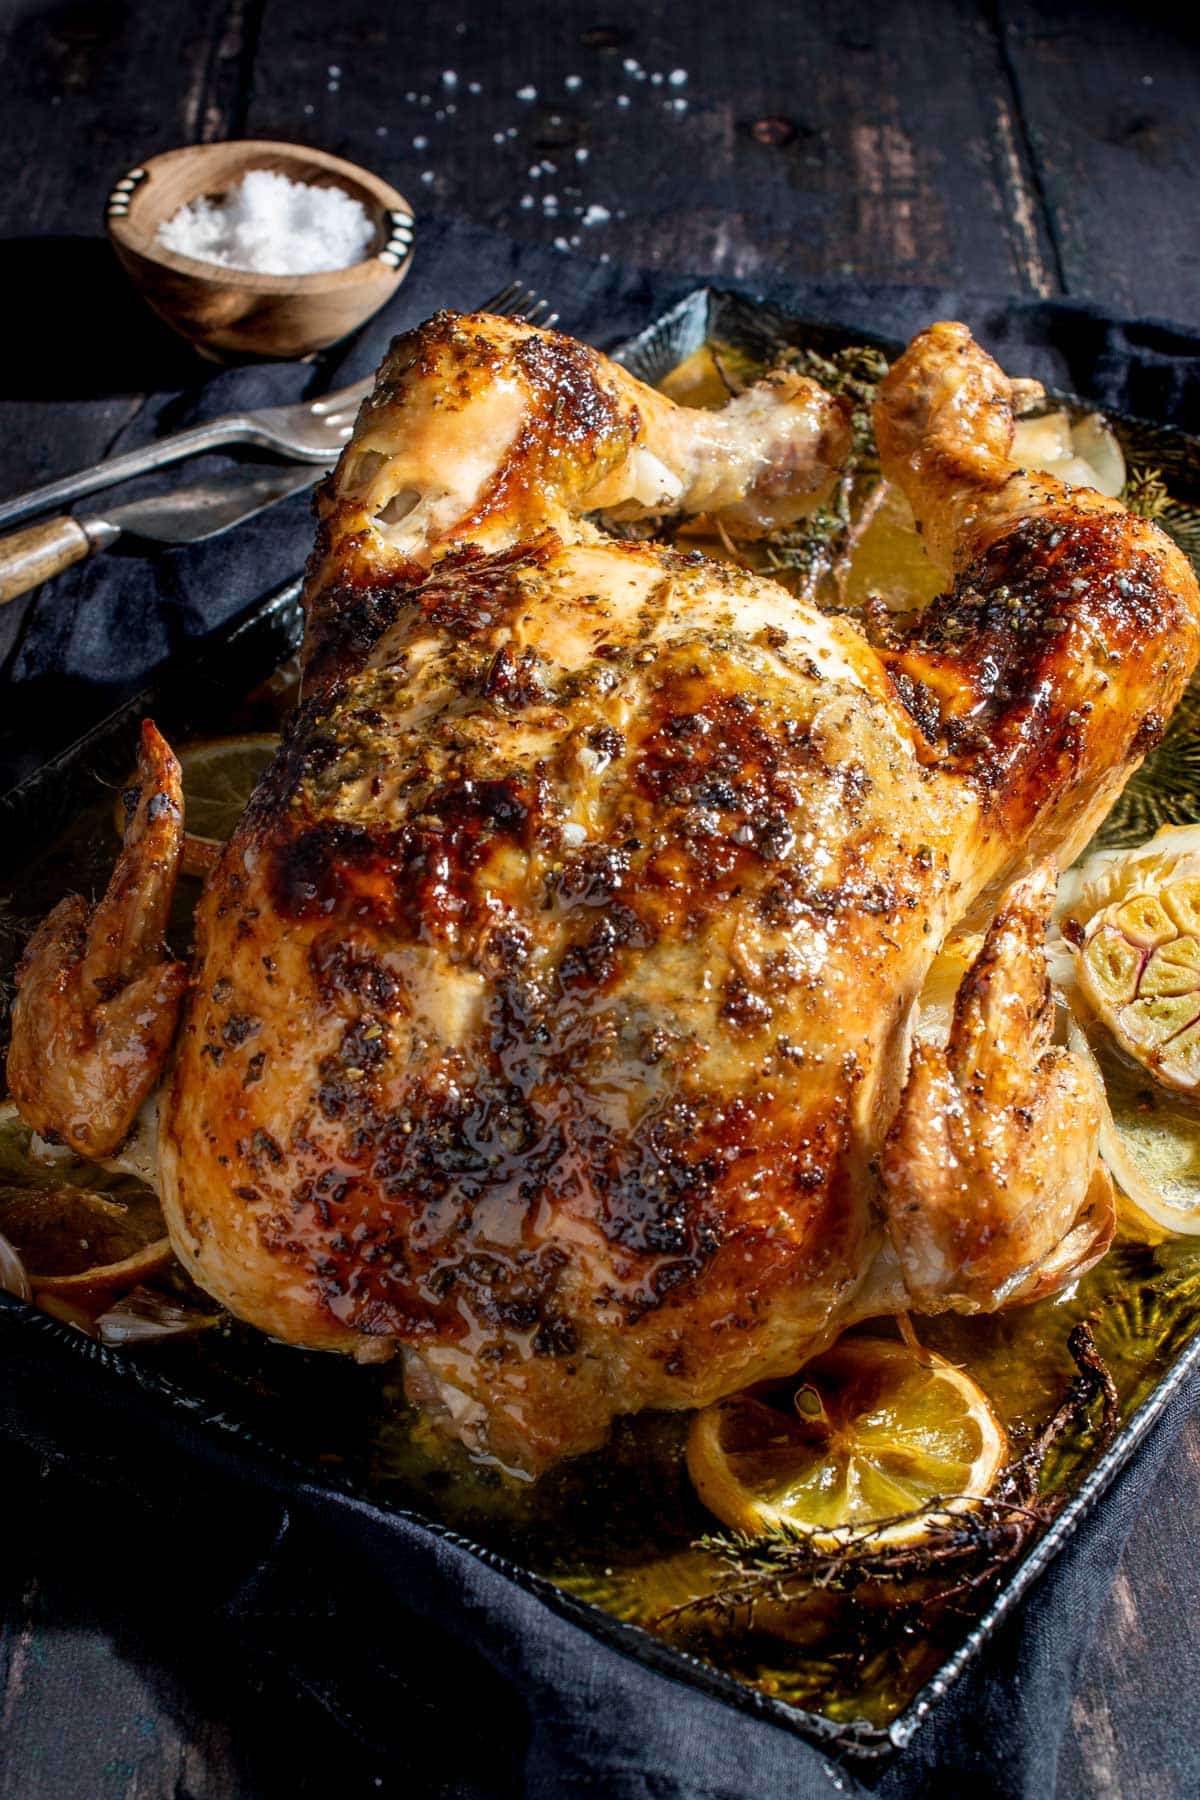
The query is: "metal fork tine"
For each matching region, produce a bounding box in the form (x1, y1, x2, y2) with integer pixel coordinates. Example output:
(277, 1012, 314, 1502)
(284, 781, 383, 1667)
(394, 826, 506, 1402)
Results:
(480, 280, 523, 315)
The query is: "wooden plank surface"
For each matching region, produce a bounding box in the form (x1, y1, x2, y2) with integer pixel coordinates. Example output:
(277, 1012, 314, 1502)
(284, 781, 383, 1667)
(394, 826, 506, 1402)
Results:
(245, 0, 1063, 293)
(998, 0, 1200, 318)
(1, 3, 1199, 1796)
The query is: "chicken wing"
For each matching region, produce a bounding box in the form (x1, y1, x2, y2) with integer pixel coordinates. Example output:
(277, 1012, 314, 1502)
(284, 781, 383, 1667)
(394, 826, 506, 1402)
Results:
(7, 720, 186, 1159)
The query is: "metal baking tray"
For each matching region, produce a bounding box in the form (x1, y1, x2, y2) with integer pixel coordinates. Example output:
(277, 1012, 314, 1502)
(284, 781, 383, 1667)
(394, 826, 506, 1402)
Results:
(3, 289, 1200, 1768)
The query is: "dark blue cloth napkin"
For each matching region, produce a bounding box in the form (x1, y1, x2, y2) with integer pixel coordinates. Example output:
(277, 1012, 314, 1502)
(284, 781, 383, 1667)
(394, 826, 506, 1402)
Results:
(3, 213, 1200, 1796)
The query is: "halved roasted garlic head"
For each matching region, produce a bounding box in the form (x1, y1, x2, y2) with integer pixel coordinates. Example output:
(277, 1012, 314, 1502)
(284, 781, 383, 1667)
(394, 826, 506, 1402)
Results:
(1059, 826, 1200, 1098)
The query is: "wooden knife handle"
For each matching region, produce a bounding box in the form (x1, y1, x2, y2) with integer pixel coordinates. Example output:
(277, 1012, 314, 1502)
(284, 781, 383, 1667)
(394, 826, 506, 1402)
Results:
(0, 514, 93, 605)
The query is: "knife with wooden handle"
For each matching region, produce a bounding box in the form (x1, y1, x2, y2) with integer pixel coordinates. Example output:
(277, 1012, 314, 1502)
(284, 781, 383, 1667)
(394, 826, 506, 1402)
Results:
(0, 461, 322, 605)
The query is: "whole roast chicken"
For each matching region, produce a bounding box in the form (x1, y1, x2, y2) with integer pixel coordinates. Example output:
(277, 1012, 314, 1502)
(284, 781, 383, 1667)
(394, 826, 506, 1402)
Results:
(9, 313, 1200, 1474)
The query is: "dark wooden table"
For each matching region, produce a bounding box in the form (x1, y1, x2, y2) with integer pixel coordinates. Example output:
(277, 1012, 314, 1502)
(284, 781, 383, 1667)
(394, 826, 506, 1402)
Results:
(1, 3, 1199, 1794)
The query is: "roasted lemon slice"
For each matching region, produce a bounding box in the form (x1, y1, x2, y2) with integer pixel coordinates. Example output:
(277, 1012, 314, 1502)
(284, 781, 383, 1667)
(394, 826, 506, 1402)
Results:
(175, 733, 280, 842)
(687, 1338, 1006, 1543)
(0, 1102, 170, 1296)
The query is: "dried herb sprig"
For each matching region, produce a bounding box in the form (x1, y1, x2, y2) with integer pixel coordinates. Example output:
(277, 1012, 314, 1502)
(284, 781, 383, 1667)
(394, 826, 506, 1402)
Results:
(1123, 465, 1173, 522)
(754, 342, 890, 597)
(653, 1322, 1117, 1634)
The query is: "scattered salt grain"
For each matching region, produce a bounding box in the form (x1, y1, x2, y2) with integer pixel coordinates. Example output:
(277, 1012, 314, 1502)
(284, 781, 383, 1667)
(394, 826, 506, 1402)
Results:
(493, 132, 506, 145)
(574, 147, 589, 162)
(616, 93, 630, 107)
(328, 64, 341, 77)
(468, 81, 481, 94)
(442, 69, 458, 86)
(650, 72, 663, 85)
(156, 169, 375, 276)
(564, 74, 582, 90)
(516, 84, 537, 101)
(413, 134, 428, 149)
(623, 57, 639, 73)
(520, 194, 535, 209)
(421, 170, 435, 184)
(582, 203, 610, 227)
(669, 68, 688, 85)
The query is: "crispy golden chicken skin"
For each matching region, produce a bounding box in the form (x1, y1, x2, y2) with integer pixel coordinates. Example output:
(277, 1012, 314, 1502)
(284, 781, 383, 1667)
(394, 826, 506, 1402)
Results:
(7, 720, 185, 1159)
(12, 313, 1199, 1474)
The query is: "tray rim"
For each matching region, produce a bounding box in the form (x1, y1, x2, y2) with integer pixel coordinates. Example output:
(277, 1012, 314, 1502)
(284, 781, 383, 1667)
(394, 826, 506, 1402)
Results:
(2, 285, 1200, 1768)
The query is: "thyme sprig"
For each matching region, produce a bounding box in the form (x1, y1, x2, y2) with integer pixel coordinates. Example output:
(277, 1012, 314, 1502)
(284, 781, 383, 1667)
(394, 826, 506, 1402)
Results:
(1122, 465, 1172, 521)
(654, 1322, 1117, 1633)
(754, 341, 890, 594)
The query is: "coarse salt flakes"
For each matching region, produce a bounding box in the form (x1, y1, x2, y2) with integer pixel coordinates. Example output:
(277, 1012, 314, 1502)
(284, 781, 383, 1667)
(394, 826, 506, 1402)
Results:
(156, 169, 375, 276)
(582, 203, 610, 227)
(565, 74, 582, 90)
(574, 147, 589, 162)
(516, 84, 537, 101)
(669, 68, 688, 85)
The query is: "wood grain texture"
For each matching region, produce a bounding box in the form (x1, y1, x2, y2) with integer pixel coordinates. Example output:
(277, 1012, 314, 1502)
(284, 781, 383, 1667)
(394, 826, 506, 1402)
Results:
(244, 0, 1064, 292)
(0, 515, 91, 606)
(2, 3, 1200, 1796)
(998, 0, 1200, 317)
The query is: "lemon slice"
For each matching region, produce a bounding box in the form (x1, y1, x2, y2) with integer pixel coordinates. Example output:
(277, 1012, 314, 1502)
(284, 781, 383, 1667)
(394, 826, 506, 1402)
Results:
(687, 1338, 1006, 1544)
(114, 732, 279, 875)
(0, 1103, 170, 1296)
(0, 1183, 171, 1296)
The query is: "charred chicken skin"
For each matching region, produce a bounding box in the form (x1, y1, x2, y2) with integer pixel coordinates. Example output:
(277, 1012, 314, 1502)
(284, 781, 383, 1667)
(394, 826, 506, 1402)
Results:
(10, 315, 1200, 1474)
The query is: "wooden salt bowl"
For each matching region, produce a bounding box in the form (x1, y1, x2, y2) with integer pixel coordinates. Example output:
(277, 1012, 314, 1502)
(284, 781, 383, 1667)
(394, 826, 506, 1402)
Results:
(105, 140, 415, 362)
